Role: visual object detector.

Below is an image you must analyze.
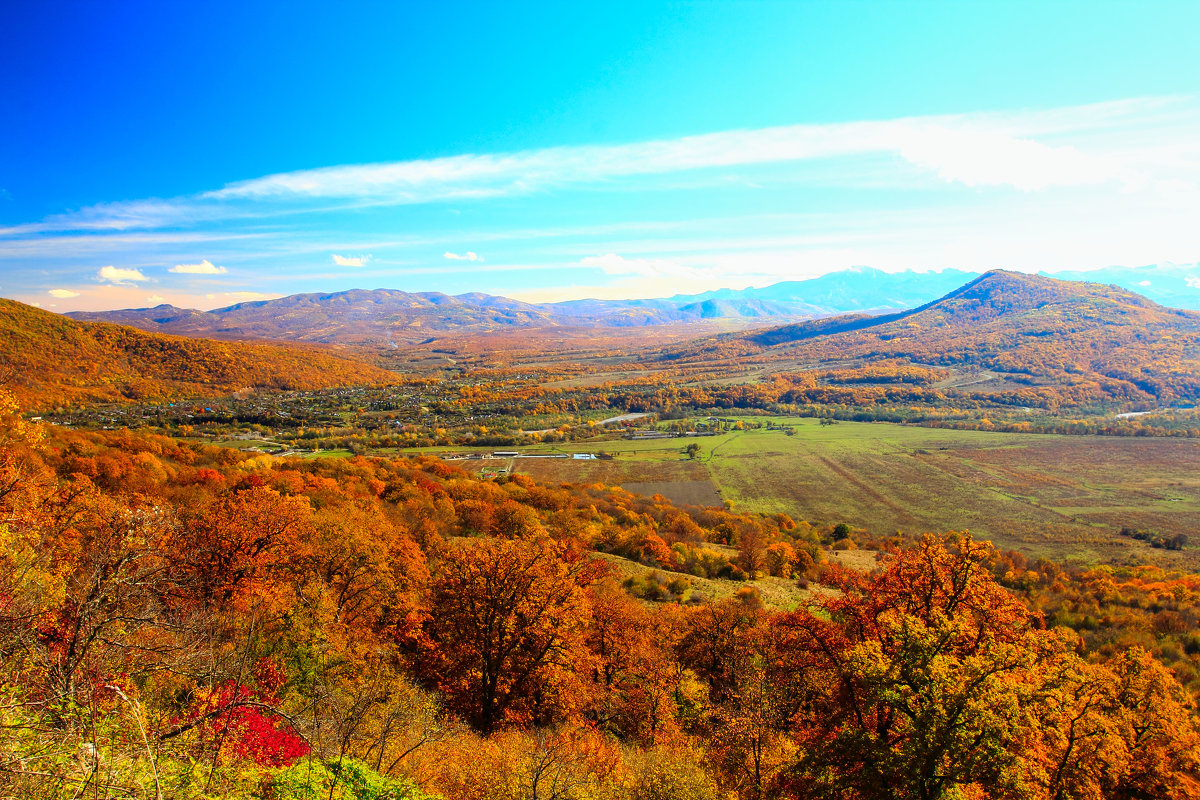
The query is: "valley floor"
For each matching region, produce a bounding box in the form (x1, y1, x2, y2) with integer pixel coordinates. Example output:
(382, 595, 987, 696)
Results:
(410, 417, 1200, 570)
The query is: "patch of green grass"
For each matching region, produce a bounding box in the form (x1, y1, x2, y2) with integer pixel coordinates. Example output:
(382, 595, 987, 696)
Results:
(592, 551, 825, 611)
(301, 448, 355, 459)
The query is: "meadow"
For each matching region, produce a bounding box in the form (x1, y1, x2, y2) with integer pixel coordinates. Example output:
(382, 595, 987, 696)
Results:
(465, 418, 1200, 569)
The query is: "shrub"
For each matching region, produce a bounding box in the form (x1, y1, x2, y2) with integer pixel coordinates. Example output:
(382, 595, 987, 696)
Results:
(271, 757, 432, 800)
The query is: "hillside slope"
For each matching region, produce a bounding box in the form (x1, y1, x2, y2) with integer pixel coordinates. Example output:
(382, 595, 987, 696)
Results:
(0, 299, 396, 408)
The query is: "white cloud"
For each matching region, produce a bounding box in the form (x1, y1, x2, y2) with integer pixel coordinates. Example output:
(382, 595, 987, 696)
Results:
(48, 288, 80, 298)
(146, 294, 165, 304)
(897, 126, 1125, 191)
(9, 96, 1170, 237)
(98, 265, 148, 284)
(199, 98, 1178, 209)
(444, 251, 480, 261)
(332, 253, 372, 267)
(1187, 276, 1200, 288)
(170, 258, 227, 274)
(1138, 280, 1152, 286)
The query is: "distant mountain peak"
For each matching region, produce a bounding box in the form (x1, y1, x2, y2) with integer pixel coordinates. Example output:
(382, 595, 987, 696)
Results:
(742, 270, 1193, 350)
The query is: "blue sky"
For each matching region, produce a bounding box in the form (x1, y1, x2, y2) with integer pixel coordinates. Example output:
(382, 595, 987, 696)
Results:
(4, 1, 1200, 311)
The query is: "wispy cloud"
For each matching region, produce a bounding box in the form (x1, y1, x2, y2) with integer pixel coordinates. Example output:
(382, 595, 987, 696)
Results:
(146, 294, 165, 304)
(897, 128, 1127, 191)
(0, 231, 269, 260)
(170, 258, 227, 274)
(13, 97, 1194, 235)
(48, 288, 80, 298)
(98, 265, 148, 284)
(204, 99, 1170, 206)
(6, 96, 1200, 309)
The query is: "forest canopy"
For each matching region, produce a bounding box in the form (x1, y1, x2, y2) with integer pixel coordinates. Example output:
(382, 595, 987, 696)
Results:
(3, 386, 1200, 799)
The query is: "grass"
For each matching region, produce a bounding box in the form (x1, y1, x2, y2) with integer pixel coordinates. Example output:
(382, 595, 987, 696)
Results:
(302, 448, 355, 459)
(506, 417, 1200, 570)
(592, 551, 826, 611)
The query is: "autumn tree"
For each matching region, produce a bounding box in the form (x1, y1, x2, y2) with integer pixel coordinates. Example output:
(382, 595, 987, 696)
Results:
(677, 598, 766, 704)
(707, 648, 795, 799)
(171, 483, 313, 612)
(423, 536, 594, 734)
(773, 533, 1060, 800)
(1105, 647, 1200, 799)
(584, 579, 687, 743)
(763, 541, 797, 578)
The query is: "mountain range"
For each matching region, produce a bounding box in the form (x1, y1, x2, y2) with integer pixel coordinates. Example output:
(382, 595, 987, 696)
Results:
(63, 285, 840, 344)
(64, 264, 1200, 345)
(8, 267, 1200, 410)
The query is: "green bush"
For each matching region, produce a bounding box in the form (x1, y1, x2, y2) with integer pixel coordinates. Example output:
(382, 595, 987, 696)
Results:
(271, 758, 435, 800)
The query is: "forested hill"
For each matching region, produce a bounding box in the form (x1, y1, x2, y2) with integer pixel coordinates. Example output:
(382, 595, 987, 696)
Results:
(0, 298, 396, 407)
(674, 270, 1200, 406)
(748, 269, 1198, 345)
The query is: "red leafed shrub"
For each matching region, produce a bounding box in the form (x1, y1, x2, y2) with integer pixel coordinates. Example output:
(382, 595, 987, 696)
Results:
(186, 677, 309, 767)
(223, 704, 310, 767)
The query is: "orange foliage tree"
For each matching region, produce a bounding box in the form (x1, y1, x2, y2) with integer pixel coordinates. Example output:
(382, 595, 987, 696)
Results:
(422, 536, 594, 734)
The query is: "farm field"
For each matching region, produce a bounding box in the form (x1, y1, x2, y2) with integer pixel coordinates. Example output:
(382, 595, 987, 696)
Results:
(475, 418, 1200, 569)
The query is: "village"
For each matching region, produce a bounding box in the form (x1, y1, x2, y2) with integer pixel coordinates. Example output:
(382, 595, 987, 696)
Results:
(38, 370, 789, 458)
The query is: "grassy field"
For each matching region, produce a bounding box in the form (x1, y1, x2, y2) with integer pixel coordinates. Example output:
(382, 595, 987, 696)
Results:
(490, 419, 1200, 569)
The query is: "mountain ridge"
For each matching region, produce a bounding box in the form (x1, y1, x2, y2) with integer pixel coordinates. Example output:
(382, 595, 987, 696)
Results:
(61, 269, 982, 344)
(55, 263, 1200, 350)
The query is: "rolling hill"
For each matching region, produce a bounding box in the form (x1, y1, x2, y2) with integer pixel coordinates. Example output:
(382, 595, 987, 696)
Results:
(0, 298, 397, 408)
(66, 289, 559, 343)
